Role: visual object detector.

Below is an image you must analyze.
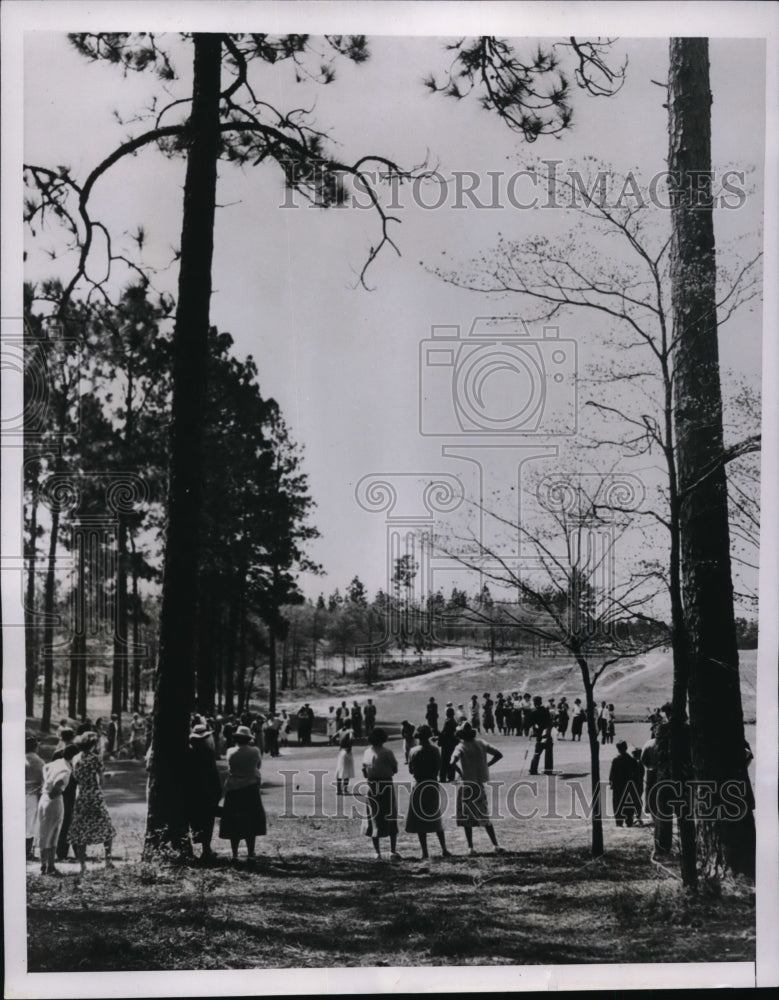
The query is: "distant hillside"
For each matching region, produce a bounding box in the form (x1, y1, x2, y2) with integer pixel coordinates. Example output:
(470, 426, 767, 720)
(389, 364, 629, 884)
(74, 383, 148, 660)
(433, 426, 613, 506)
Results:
(281, 646, 758, 725)
(433, 647, 758, 723)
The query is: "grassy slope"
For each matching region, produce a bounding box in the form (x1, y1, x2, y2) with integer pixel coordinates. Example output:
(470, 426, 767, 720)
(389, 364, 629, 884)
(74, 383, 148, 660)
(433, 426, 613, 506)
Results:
(25, 649, 758, 971)
(27, 838, 755, 971)
(26, 726, 757, 971)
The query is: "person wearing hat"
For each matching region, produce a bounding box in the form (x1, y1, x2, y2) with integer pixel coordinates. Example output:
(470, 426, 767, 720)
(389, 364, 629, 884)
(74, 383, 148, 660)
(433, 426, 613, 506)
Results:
(130, 713, 146, 760)
(405, 725, 450, 860)
(334, 723, 355, 795)
(264, 713, 281, 758)
(608, 739, 643, 828)
(400, 720, 416, 765)
(187, 724, 222, 862)
(556, 698, 570, 740)
(297, 703, 313, 745)
(25, 734, 45, 861)
(326, 706, 338, 745)
(350, 701, 362, 740)
(495, 694, 505, 734)
(450, 722, 503, 855)
(51, 728, 77, 861)
(425, 697, 439, 736)
(469, 695, 481, 732)
(360, 728, 401, 860)
(482, 693, 495, 735)
(279, 709, 291, 748)
(37, 744, 79, 876)
(528, 696, 554, 775)
(68, 732, 116, 874)
(521, 693, 533, 736)
(437, 706, 458, 783)
(93, 717, 108, 758)
(106, 713, 119, 758)
(363, 698, 377, 739)
(219, 725, 266, 865)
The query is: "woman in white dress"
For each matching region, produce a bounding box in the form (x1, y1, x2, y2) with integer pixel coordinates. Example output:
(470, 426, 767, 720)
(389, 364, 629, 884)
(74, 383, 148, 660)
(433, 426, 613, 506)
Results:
(326, 706, 337, 745)
(335, 726, 355, 795)
(37, 744, 79, 876)
(25, 735, 44, 860)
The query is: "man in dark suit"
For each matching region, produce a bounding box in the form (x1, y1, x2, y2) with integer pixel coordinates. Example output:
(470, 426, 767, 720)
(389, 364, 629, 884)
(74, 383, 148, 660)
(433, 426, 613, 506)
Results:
(528, 696, 554, 775)
(425, 697, 440, 736)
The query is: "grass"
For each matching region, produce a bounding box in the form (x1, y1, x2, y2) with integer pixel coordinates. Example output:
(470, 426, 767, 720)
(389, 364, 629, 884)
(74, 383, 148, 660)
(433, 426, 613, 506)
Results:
(23, 650, 758, 971)
(27, 815, 755, 971)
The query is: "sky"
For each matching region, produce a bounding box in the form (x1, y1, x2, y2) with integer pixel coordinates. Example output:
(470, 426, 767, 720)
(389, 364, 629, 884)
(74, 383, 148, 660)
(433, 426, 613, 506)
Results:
(15, 12, 770, 610)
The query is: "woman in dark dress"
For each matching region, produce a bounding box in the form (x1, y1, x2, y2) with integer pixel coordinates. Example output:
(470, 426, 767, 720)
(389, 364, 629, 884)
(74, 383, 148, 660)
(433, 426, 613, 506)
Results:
(405, 725, 450, 860)
(437, 707, 458, 782)
(494, 695, 505, 735)
(503, 698, 514, 735)
(351, 702, 363, 740)
(68, 733, 116, 874)
(556, 698, 570, 740)
(482, 694, 495, 735)
(187, 723, 222, 862)
(219, 725, 266, 864)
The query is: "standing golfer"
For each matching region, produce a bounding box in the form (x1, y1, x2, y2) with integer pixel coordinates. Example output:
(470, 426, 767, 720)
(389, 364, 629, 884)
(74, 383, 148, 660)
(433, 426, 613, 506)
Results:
(528, 696, 554, 775)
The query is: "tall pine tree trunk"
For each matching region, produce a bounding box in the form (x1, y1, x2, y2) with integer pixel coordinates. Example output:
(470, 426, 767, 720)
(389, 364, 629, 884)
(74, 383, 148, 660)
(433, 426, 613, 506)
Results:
(40, 501, 61, 734)
(196, 587, 216, 712)
(130, 532, 142, 713)
(268, 624, 277, 713)
(145, 34, 221, 855)
(76, 631, 87, 721)
(68, 642, 79, 719)
(236, 589, 247, 714)
(113, 513, 128, 717)
(225, 589, 238, 715)
(280, 635, 288, 690)
(668, 37, 755, 879)
(24, 458, 41, 717)
(69, 525, 86, 720)
(660, 343, 699, 888)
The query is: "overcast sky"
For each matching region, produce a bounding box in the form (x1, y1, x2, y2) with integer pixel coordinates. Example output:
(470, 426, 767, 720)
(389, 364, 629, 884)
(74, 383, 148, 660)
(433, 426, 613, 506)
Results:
(17, 10, 770, 606)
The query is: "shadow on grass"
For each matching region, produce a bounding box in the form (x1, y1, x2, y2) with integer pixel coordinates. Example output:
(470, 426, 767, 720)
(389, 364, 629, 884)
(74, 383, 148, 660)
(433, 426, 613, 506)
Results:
(27, 842, 756, 972)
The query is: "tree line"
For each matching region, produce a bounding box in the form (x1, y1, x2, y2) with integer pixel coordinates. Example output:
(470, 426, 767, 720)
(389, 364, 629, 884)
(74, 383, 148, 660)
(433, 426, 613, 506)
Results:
(23, 282, 317, 734)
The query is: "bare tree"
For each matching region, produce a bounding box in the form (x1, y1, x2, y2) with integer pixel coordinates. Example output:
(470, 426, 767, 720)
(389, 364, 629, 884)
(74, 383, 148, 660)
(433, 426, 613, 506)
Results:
(441, 475, 668, 859)
(435, 158, 760, 884)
